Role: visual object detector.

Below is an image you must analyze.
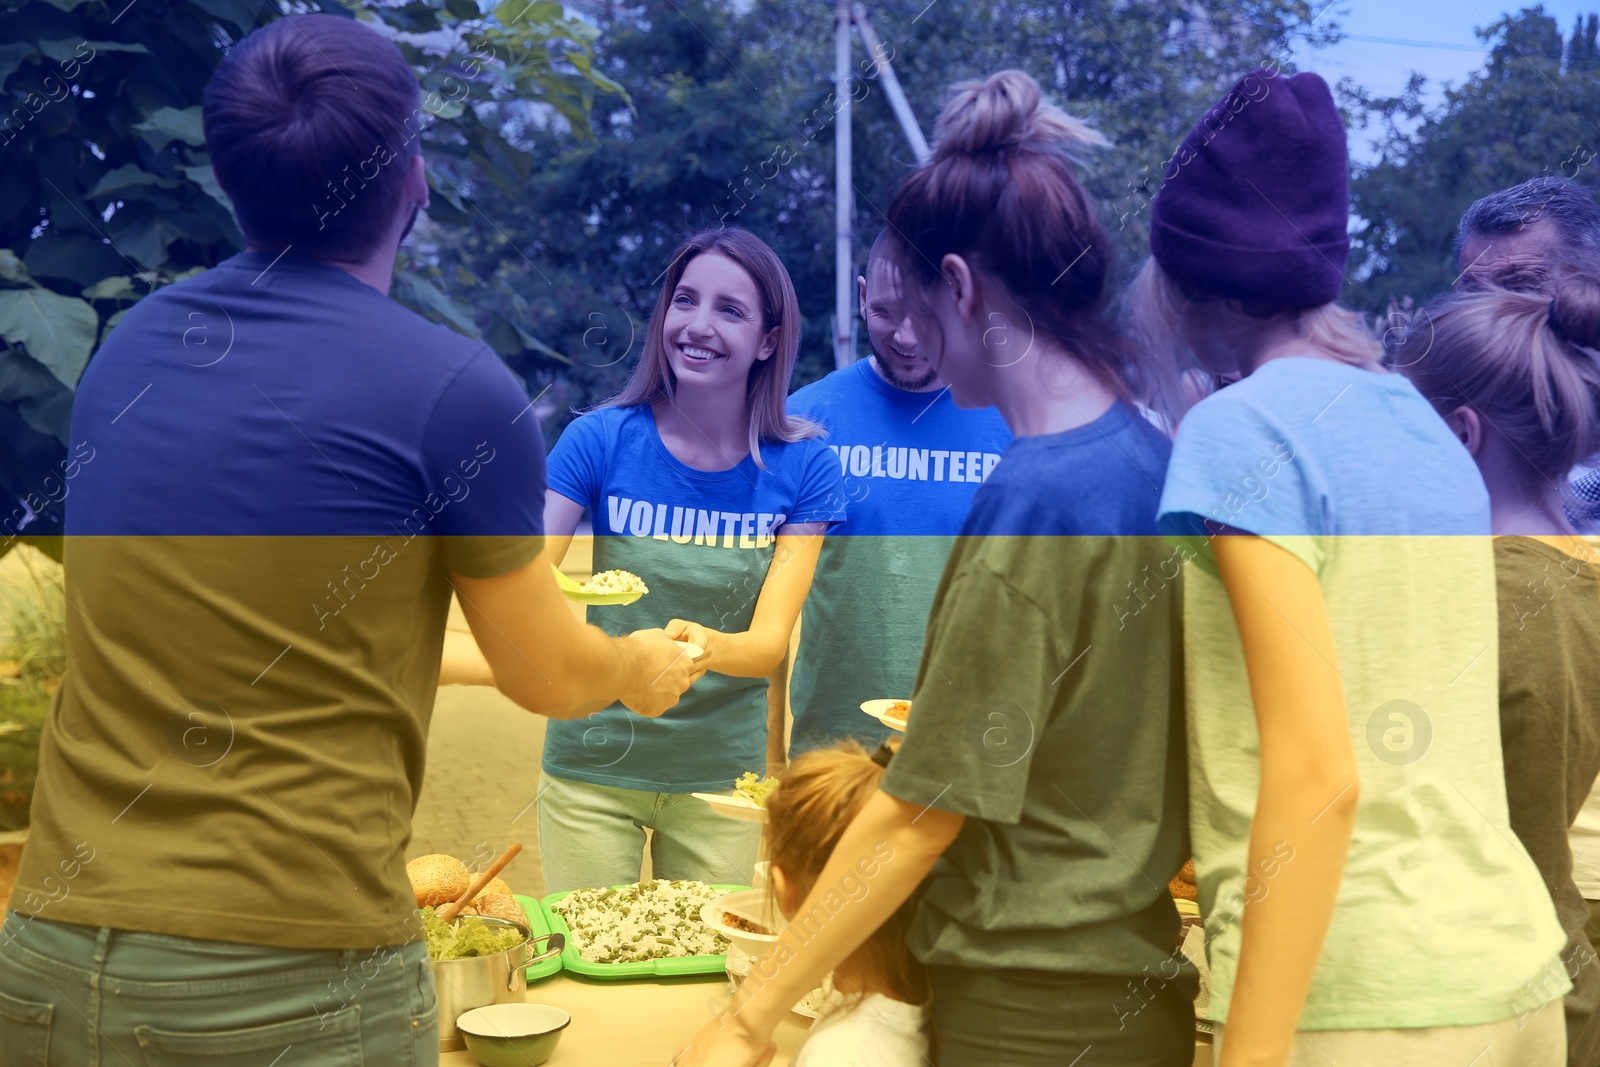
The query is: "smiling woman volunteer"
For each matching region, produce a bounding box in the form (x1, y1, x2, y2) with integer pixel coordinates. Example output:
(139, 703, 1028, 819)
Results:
(536, 227, 845, 892)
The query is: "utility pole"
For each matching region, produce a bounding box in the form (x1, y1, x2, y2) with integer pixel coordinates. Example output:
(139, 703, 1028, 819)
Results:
(852, 4, 930, 164)
(833, 0, 855, 370)
(832, 3, 928, 370)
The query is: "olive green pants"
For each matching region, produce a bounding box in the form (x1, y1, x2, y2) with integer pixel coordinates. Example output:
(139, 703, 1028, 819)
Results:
(926, 965, 1197, 1067)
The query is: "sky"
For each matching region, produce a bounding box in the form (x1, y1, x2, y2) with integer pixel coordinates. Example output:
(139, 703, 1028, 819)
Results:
(1292, 0, 1595, 156)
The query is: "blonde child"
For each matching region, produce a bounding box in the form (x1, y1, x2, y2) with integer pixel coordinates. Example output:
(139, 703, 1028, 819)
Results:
(765, 742, 929, 1067)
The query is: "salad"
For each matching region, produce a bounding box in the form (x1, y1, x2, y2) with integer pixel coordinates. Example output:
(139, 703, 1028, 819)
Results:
(419, 905, 525, 961)
(734, 772, 778, 807)
(550, 879, 730, 964)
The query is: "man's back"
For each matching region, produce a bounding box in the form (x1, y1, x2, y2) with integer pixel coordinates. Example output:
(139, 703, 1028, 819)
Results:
(16, 250, 546, 949)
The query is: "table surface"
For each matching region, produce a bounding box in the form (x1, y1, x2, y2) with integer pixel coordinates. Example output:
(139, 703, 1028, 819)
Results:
(440, 972, 811, 1067)
(439, 972, 1213, 1067)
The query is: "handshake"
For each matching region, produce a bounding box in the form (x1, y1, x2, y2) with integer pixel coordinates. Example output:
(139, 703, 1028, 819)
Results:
(615, 620, 715, 718)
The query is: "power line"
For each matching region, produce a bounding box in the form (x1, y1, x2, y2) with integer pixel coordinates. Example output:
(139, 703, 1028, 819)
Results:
(1297, 31, 1490, 52)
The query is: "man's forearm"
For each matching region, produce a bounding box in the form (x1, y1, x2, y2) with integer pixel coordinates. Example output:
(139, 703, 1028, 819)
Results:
(439, 629, 497, 687)
(500, 621, 642, 718)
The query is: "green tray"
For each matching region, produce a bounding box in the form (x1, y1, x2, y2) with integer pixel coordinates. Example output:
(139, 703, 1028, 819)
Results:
(539, 884, 749, 979)
(514, 894, 564, 983)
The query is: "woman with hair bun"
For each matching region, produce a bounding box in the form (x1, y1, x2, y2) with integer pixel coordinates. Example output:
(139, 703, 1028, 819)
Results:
(1402, 266, 1600, 1067)
(1141, 67, 1567, 1065)
(677, 68, 1195, 1067)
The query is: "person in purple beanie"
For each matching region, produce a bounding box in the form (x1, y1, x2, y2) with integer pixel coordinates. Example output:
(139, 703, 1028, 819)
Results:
(1131, 68, 1568, 1066)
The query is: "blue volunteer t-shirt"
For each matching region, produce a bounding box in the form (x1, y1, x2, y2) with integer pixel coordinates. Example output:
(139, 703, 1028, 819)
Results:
(964, 399, 1171, 537)
(542, 403, 846, 792)
(786, 359, 1011, 754)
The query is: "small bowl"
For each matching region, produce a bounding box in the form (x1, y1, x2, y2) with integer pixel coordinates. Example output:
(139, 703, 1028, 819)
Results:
(457, 1003, 570, 1067)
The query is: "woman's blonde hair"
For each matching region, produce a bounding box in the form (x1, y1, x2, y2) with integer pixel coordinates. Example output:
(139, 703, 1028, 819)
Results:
(602, 226, 821, 468)
(881, 69, 1186, 426)
(764, 742, 927, 1005)
(1399, 265, 1600, 482)
(1125, 257, 1383, 413)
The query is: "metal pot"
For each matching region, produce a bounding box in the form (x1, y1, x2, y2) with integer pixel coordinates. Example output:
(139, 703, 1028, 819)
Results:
(430, 916, 565, 1052)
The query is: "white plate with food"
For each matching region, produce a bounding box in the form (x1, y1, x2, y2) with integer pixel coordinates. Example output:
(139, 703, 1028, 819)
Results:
(860, 699, 911, 731)
(701, 889, 781, 957)
(689, 791, 766, 823)
(691, 772, 775, 823)
(553, 566, 649, 605)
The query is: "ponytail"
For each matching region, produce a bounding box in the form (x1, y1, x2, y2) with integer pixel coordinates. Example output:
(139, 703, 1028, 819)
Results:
(1399, 265, 1600, 481)
(882, 70, 1184, 425)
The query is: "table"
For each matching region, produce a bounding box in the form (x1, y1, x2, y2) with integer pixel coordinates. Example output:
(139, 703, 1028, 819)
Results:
(438, 972, 1213, 1066)
(440, 972, 811, 1067)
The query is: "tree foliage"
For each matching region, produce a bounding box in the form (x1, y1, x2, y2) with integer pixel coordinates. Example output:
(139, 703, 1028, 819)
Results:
(0, 0, 625, 554)
(1346, 5, 1600, 312)
(424, 0, 1344, 435)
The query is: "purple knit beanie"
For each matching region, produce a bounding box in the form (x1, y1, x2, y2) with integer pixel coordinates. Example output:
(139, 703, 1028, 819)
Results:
(1149, 68, 1350, 308)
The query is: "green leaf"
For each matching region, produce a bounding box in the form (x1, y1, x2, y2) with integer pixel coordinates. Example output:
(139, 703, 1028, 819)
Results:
(37, 40, 150, 61)
(0, 350, 60, 403)
(0, 288, 98, 388)
(81, 275, 133, 300)
(178, 160, 236, 216)
(424, 97, 466, 120)
(86, 164, 181, 199)
(495, 0, 561, 27)
(19, 388, 73, 444)
(109, 207, 184, 270)
(0, 249, 32, 285)
(133, 106, 205, 149)
(391, 271, 483, 341)
(515, 322, 573, 365)
(187, 0, 268, 33)
(99, 306, 130, 345)
(0, 44, 34, 86)
(23, 235, 128, 289)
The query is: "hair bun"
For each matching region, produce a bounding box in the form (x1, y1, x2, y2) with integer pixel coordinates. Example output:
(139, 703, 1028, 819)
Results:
(1551, 266, 1600, 351)
(933, 69, 1109, 159)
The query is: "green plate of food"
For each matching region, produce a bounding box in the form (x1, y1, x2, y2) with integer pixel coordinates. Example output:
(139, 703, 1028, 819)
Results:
(553, 566, 648, 605)
(539, 879, 751, 979)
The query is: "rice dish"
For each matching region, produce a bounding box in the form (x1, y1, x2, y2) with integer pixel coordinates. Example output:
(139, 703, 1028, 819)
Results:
(550, 879, 729, 964)
(582, 569, 649, 595)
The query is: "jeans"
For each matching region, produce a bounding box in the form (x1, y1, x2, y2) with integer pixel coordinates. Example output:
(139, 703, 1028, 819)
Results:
(0, 912, 438, 1067)
(537, 772, 762, 893)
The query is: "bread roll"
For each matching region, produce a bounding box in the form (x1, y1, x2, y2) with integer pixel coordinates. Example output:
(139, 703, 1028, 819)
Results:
(475, 876, 514, 901)
(474, 892, 527, 926)
(407, 853, 469, 908)
(1168, 858, 1198, 903)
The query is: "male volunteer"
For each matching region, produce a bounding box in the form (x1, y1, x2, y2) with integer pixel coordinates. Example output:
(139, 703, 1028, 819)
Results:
(780, 231, 1011, 759)
(0, 16, 695, 1063)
